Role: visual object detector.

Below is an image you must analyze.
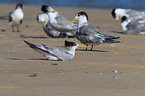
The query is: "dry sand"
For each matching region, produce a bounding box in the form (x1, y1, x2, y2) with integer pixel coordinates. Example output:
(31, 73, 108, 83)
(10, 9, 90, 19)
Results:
(0, 4, 145, 96)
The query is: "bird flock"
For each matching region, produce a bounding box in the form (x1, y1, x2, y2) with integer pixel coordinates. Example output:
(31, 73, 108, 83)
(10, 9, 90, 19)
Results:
(8, 3, 145, 61)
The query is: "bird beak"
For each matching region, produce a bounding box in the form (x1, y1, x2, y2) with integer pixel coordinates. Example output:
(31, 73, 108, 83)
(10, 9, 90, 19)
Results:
(41, 21, 45, 26)
(117, 19, 120, 25)
(69, 18, 79, 25)
(78, 45, 86, 48)
(52, 9, 58, 12)
(53, 9, 57, 12)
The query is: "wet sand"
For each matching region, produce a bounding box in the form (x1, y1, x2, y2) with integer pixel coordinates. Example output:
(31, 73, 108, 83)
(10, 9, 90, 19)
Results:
(0, 4, 145, 96)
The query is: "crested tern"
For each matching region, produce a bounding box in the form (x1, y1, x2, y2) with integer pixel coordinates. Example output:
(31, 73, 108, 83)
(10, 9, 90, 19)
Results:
(70, 11, 120, 51)
(37, 13, 75, 38)
(41, 5, 77, 32)
(23, 40, 79, 61)
(9, 3, 24, 32)
(111, 8, 145, 25)
(120, 15, 145, 35)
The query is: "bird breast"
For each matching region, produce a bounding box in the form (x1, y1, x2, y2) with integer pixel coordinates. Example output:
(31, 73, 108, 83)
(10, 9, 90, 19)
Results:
(12, 9, 24, 22)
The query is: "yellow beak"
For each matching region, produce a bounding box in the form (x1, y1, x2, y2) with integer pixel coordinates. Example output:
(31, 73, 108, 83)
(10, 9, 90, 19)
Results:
(117, 19, 120, 25)
(69, 18, 79, 25)
(41, 21, 45, 26)
(53, 9, 57, 12)
(78, 45, 86, 48)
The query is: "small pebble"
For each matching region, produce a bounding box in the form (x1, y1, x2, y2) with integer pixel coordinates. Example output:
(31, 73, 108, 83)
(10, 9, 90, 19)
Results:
(30, 74, 37, 77)
(112, 76, 120, 79)
(25, 25, 29, 27)
(52, 63, 58, 65)
(99, 73, 103, 75)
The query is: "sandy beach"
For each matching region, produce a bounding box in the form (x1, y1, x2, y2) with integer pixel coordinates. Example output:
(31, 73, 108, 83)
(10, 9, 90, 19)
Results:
(0, 4, 145, 96)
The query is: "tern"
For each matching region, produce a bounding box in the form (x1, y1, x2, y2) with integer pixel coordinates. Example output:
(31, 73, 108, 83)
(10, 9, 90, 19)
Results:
(120, 15, 145, 35)
(23, 40, 80, 61)
(70, 11, 120, 51)
(37, 13, 75, 38)
(9, 3, 24, 32)
(41, 5, 77, 32)
(111, 8, 145, 25)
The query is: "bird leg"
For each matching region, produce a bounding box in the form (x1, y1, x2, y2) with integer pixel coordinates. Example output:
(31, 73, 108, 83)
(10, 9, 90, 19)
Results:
(17, 26, 20, 32)
(12, 26, 15, 32)
(85, 45, 88, 50)
(90, 45, 94, 51)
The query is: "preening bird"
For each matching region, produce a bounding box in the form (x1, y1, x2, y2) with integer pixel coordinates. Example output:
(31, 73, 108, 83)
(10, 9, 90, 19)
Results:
(41, 5, 77, 32)
(111, 8, 145, 25)
(36, 13, 75, 38)
(120, 15, 145, 35)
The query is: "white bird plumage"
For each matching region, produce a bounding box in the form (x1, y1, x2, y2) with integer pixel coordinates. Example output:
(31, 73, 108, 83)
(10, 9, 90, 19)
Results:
(9, 3, 24, 32)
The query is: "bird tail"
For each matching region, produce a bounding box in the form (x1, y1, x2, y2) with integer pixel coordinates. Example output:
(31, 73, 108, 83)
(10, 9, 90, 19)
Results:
(23, 39, 52, 56)
(23, 39, 37, 49)
(106, 36, 120, 39)
(104, 39, 120, 43)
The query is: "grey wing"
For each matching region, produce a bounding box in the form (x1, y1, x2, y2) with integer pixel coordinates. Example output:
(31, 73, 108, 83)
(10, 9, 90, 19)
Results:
(55, 14, 71, 25)
(79, 25, 101, 35)
(125, 21, 145, 34)
(78, 25, 119, 44)
(50, 22, 77, 32)
(23, 40, 61, 59)
(77, 25, 105, 44)
(127, 9, 140, 15)
(48, 46, 73, 61)
(43, 23, 61, 37)
(127, 10, 145, 20)
(9, 12, 13, 22)
(50, 14, 77, 32)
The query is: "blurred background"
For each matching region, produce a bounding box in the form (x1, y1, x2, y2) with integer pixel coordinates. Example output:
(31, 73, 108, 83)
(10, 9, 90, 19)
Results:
(0, 0, 144, 10)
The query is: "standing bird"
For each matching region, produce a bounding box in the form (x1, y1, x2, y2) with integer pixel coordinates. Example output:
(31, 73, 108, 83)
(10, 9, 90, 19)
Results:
(111, 8, 145, 25)
(69, 11, 120, 51)
(9, 3, 24, 32)
(36, 13, 75, 38)
(23, 40, 79, 61)
(41, 5, 77, 32)
(120, 16, 145, 35)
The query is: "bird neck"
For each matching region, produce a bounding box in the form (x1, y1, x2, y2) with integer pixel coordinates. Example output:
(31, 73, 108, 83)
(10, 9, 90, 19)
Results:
(78, 17, 88, 28)
(48, 12, 58, 23)
(15, 8, 23, 12)
(121, 20, 130, 31)
(66, 46, 77, 56)
(43, 15, 49, 25)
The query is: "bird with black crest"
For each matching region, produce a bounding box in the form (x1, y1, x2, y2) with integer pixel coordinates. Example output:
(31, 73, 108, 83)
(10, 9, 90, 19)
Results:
(23, 40, 82, 61)
(69, 11, 120, 51)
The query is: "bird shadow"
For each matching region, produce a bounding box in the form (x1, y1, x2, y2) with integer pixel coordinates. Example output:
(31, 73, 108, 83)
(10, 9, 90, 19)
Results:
(7, 58, 63, 61)
(110, 31, 124, 34)
(76, 49, 108, 52)
(7, 58, 48, 61)
(0, 15, 8, 20)
(20, 35, 49, 39)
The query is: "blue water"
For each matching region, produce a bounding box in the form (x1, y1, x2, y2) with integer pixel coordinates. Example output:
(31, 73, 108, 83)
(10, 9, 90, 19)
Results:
(0, 0, 145, 10)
